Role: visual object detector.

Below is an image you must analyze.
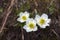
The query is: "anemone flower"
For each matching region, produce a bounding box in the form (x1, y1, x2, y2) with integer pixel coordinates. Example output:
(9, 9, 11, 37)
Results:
(23, 18, 37, 32)
(35, 14, 51, 28)
(17, 11, 29, 23)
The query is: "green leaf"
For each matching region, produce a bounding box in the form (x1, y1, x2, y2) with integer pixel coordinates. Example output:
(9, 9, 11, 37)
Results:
(0, 7, 3, 13)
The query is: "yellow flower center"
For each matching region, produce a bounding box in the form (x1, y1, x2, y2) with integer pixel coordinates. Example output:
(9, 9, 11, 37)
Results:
(22, 16, 27, 20)
(39, 19, 45, 25)
(28, 23, 35, 29)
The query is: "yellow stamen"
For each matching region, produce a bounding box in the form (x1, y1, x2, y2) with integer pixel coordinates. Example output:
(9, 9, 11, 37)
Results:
(39, 19, 45, 25)
(28, 23, 34, 29)
(22, 16, 27, 20)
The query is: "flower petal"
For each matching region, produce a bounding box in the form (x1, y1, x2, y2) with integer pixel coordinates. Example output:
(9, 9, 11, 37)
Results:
(23, 25, 28, 29)
(26, 18, 36, 24)
(35, 15, 40, 21)
(46, 19, 51, 23)
(26, 29, 32, 32)
(41, 14, 48, 19)
(45, 23, 50, 26)
(33, 26, 37, 31)
(19, 12, 23, 16)
(23, 25, 33, 32)
(17, 17, 24, 23)
(24, 11, 29, 17)
(40, 25, 46, 28)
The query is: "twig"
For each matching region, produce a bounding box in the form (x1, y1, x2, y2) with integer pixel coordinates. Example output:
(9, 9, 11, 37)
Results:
(33, 0, 38, 7)
(51, 29, 60, 39)
(0, 0, 15, 33)
(21, 27, 24, 40)
(15, 0, 18, 11)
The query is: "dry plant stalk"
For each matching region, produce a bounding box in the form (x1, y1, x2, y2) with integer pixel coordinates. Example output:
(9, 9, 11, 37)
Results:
(51, 29, 60, 39)
(0, 0, 15, 33)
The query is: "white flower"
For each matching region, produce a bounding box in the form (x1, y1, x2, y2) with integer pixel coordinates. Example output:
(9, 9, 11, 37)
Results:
(17, 11, 29, 23)
(35, 14, 51, 28)
(23, 18, 37, 32)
